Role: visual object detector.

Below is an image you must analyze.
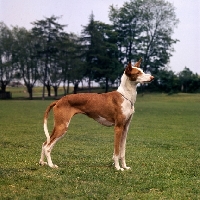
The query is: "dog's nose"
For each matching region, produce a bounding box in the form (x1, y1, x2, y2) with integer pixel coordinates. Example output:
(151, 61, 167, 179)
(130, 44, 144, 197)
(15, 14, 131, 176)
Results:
(150, 76, 154, 81)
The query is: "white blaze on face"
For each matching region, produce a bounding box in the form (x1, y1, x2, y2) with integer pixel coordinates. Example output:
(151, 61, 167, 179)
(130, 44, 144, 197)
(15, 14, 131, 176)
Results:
(132, 67, 152, 83)
(136, 73, 152, 82)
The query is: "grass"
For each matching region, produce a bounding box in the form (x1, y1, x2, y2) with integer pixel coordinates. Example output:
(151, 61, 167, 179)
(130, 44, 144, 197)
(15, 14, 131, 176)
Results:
(0, 93, 200, 199)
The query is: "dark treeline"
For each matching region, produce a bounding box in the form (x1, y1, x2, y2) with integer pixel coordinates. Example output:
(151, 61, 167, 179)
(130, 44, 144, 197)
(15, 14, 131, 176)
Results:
(0, 0, 199, 99)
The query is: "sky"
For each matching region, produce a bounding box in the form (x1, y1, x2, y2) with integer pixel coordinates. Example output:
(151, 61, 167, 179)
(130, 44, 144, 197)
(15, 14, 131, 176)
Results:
(0, 0, 200, 74)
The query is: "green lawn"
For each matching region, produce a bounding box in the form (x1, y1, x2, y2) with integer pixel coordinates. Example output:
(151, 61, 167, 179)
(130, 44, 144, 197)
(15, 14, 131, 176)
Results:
(0, 93, 200, 199)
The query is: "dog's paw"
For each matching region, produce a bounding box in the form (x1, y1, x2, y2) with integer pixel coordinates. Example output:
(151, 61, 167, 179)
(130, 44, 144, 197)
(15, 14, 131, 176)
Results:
(115, 167, 124, 171)
(39, 160, 48, 166)
(123, 166, 131, 170)
(50, 164, 58, 169)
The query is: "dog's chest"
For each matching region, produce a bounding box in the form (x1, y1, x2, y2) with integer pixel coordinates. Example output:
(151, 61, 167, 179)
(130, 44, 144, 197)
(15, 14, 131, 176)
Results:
(121, 99, 135, 121)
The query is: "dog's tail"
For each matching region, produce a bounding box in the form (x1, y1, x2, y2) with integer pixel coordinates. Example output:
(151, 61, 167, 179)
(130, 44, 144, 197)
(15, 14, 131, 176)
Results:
(44, 101, 58, 145)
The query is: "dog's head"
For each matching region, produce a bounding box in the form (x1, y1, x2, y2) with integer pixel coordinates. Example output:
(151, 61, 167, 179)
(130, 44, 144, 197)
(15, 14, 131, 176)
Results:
(125, 58, 154, 83)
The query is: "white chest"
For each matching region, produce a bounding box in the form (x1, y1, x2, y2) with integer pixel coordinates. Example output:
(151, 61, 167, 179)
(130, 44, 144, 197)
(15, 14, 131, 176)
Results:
(121, 99, 135, 121)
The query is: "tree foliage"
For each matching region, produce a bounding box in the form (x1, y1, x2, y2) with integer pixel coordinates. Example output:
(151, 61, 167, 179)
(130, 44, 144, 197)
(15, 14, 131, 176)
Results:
(12, 27, 39, 99)
(81, 13, 122, 92)
(0, 22, 14, 92)
(178, 67, 200, 93)
(31, 16, 67, 98)
(109, 0, 179, 73)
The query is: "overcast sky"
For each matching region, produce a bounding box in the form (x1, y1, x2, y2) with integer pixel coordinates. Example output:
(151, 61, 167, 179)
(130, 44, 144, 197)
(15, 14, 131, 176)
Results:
(0, 0, 200, 74)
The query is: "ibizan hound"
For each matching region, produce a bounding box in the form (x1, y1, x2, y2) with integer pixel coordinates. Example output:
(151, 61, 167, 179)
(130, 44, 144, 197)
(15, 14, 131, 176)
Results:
(39, 58, 154, 171)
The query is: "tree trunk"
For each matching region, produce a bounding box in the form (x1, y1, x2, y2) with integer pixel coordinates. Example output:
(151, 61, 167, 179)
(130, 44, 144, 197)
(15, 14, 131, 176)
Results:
(45, 81, 51, 97)
(88, 78, 91, 92)
(26, 84, 33, 100)
(63, 82, 67, 95)
(42, 85, 45, 100)
(0, 81, 7, 93)
(105, 77, 109, 93)
(67, 79, 70, 94)
(73, 81, 79, 94)
(53, 86, 58, 97)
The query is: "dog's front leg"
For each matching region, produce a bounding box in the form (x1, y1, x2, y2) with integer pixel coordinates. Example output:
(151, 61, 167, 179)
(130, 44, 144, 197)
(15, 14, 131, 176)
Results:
(120, 116, 132, 170)
(120, 130, 130, 170)
(113, 125, 124, 171)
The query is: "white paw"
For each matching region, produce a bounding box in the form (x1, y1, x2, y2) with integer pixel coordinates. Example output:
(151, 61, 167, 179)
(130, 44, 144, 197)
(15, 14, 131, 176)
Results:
(123, 166, 131, 170)
(50, 164, 58, 168)
(39, 161, 47, 166)
(115, 167, 124, 171)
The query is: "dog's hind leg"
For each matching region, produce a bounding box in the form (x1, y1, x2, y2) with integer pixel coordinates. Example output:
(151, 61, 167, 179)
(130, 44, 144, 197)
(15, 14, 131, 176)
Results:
(41, 116, 72, 168)
(39, 128, 60, 168)
(39, 143, 48, 166)
(42, 123, 68, 168)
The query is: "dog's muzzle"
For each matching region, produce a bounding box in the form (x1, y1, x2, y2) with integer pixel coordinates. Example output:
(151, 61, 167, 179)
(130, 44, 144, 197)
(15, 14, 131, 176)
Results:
(150, 76, 154, 81)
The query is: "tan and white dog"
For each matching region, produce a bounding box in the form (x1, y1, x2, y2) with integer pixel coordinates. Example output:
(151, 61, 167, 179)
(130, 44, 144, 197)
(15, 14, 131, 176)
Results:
(39, 59, 154, 171)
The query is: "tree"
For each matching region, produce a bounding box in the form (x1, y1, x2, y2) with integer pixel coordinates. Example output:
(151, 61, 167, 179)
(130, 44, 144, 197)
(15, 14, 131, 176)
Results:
(81, 13, 99, 91)
(109, 0, 179, 73)
(109, 1, 144, 63)
(56, 32, 72, 95)
(91, 21, 122, 92)
(59, 32, 85, 94)
(12, 27, 39, 99)
(0, 22, 14, 92)
(52, 32, 69, 96)
(178, 67, 200, 93)
(81, 13, 122, 92)
(139, 0, 179, 74)
(156, 67, 179, 93)
(32, 15, 66, 98)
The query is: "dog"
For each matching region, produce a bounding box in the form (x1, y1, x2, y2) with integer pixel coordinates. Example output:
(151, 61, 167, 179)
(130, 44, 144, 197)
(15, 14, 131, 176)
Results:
(39, 58, 154, 171)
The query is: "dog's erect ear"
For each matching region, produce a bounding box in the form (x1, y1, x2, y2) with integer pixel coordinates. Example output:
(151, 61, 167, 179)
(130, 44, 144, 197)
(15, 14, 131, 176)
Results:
(127, 62, 132, 70)
(134, 58, 142, 68)
(125, 62, 133, 75)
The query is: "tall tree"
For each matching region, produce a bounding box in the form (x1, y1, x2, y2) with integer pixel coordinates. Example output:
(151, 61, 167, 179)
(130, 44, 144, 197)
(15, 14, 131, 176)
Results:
(66, 33, 85, 94)
(31, 15, 66, 99)
(0, 22, 14, 92)
(109, 0, 179, 73)
(139, 0, 179, 73)
(56, 32, 85, 95)
(81, 13, 99, 91)
(81, 13, 122, 92)
(109, 0, 144, 63)
(91, 22, 122, 92)
(12, 27, 39, 99)
(57, 33, 71, 95)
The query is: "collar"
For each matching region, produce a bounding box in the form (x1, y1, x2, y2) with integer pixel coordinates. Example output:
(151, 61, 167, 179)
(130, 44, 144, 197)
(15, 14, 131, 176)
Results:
(119, 93, 133, 109)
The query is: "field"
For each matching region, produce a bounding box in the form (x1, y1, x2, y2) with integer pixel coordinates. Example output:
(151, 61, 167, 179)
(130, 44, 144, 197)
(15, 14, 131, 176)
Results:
(0, 93, 200, 199)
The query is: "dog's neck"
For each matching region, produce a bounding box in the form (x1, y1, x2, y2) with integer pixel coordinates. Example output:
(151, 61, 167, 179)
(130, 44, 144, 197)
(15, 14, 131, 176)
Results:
(117, 73, 137, 104)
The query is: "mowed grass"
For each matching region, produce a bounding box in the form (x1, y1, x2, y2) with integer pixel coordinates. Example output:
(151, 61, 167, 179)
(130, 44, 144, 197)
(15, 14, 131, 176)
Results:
(0, 93, 200, 199)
